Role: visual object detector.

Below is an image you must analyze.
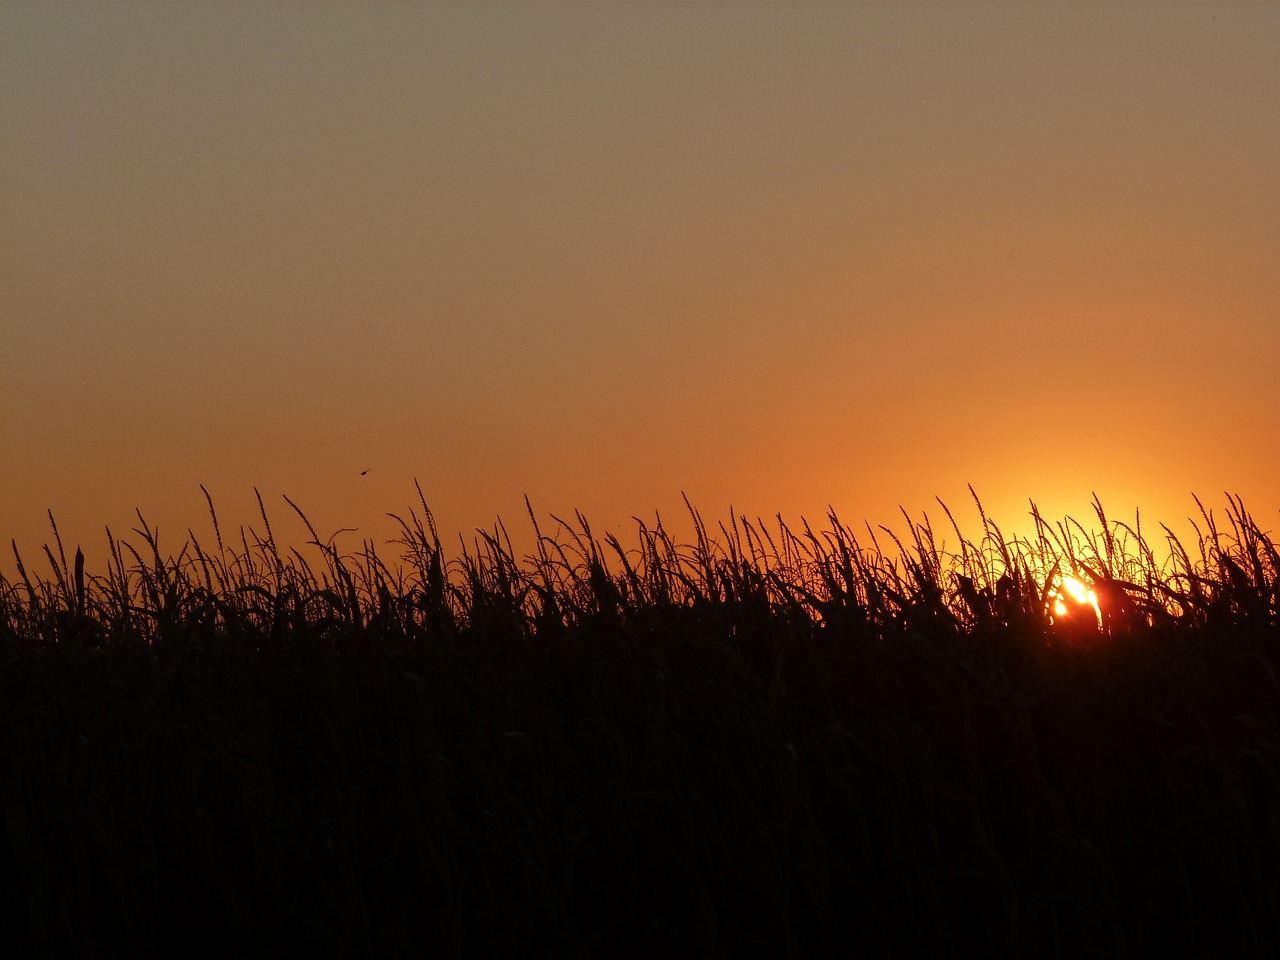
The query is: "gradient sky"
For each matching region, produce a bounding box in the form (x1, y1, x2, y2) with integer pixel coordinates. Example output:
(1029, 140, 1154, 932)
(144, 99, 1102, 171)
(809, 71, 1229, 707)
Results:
(3, 3, 1278, 574)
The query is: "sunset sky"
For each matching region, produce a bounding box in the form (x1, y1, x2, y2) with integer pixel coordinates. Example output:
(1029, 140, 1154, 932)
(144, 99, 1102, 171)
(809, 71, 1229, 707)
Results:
(3, 3, 1277, 574)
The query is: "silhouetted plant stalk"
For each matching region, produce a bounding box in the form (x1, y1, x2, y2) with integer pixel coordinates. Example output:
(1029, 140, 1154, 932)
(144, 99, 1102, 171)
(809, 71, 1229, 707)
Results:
(3, 486, 1275, 649)
(3, 485, 1279, 956)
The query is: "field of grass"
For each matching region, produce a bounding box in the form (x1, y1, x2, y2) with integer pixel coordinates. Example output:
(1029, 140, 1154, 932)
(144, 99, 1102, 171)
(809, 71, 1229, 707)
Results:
(2, 487, 1278, 957)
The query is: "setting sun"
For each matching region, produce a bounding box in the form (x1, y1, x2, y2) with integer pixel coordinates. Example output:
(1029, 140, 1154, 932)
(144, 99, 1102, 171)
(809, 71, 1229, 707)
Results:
(1053, 574, 1101, 624)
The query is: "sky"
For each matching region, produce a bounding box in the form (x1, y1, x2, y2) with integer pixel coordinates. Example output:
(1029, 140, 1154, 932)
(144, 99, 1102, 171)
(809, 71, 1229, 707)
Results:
(3, 2, 1278, 576)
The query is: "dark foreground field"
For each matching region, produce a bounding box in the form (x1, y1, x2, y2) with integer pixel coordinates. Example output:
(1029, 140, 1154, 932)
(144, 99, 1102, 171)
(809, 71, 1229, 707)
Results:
(2, 490, 1278, 957)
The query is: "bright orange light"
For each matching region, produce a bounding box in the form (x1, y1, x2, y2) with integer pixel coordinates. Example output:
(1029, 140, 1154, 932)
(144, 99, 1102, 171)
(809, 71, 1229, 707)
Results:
(1053, 575, 1101, 623)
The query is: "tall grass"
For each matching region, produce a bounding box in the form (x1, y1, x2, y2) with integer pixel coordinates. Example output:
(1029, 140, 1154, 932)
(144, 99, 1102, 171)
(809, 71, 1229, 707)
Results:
(1, 487, 1277, 956)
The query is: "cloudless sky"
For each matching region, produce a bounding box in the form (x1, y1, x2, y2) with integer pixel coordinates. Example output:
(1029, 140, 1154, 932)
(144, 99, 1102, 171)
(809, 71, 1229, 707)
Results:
(3, 3, 1278, 574)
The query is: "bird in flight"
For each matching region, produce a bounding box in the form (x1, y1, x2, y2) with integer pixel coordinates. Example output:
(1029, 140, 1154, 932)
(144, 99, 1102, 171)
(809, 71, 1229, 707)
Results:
(360, 468, 371, 476)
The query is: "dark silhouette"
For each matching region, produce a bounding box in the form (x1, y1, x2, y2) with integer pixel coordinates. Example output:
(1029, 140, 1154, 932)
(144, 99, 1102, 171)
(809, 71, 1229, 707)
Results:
(1, 490, 1276, 956)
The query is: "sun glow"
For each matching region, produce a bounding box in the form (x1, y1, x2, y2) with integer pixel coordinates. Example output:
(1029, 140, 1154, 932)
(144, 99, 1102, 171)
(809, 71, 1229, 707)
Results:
(1053, 575, 1101, 624)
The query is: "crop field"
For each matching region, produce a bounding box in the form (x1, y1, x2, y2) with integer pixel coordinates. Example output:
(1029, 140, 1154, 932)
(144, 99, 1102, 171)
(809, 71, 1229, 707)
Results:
(2, 488, 1278, 957)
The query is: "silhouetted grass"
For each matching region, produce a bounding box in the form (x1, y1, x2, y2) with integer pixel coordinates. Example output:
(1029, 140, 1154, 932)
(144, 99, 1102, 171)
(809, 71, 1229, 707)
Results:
(1, 486, 1277, 957)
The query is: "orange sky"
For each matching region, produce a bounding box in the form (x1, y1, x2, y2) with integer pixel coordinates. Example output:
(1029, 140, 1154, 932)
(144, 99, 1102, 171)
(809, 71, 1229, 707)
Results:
(3, 3, 1277, 577)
